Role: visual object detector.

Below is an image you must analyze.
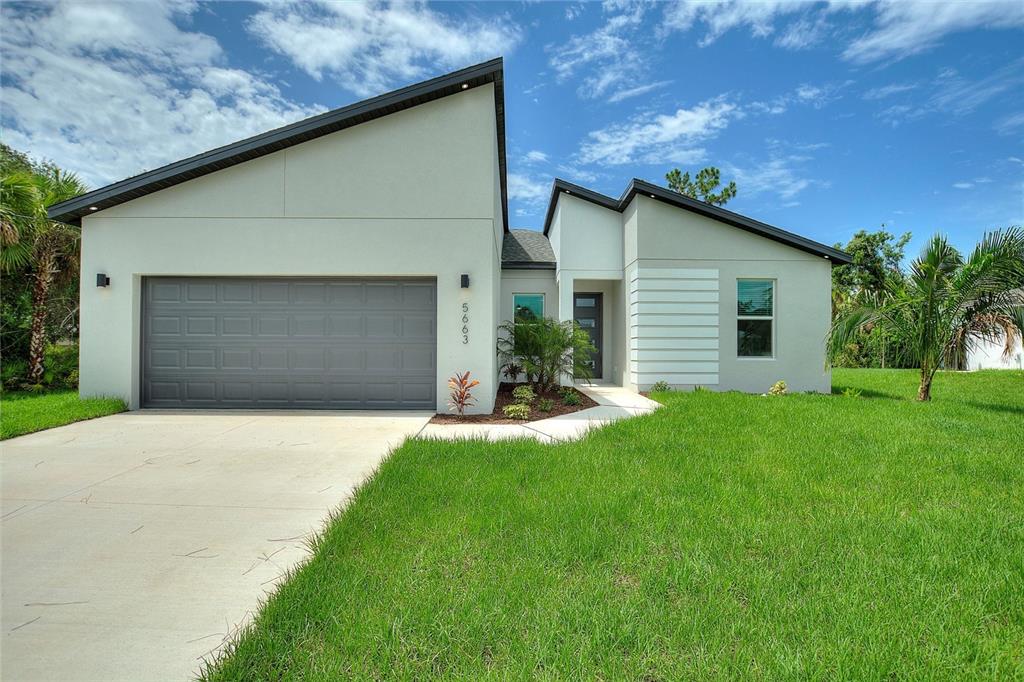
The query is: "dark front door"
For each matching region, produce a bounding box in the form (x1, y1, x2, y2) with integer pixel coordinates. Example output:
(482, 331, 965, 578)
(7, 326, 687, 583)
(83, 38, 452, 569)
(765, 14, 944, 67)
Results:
(573, 292, 603, 379)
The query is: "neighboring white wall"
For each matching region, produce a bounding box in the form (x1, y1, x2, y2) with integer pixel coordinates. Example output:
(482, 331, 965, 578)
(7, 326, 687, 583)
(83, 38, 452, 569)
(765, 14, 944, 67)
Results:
(80, 85, 502, 413)
(966, 335, 1024, 370)
(629, 196, 832, 393)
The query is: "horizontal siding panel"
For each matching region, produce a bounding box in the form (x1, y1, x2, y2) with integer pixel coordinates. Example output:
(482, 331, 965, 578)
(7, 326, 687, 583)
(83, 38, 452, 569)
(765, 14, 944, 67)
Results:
(634, 361, 720, 373)
(631, 314, 719, 327)
(630, 338, 719, 351)
(630, 326, 719, 339)
(631, 278, 719, 292)
(632, 373, 720, 385)
(631, 349, 719, 361)
(630, 290, 719, 304)
(633, 268, 719, 281)
(635, 302, 719, 315)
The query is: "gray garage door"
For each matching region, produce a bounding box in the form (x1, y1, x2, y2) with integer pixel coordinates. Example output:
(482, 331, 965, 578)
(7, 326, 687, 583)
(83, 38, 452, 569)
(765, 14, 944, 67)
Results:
(142, 277, 436, 409)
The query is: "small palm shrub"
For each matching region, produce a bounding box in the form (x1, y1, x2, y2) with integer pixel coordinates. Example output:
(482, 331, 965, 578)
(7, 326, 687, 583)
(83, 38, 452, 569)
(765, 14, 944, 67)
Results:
(561, 389, 581, 406)
(650, 380, 671, 392)
(537, 397, 556, 413)
(447, 371, 480, 416)
(496, 317, 597, 391)
(502, 403, 530, 420)
(511, 384, 535, 405)
(768, 380, 788, 396)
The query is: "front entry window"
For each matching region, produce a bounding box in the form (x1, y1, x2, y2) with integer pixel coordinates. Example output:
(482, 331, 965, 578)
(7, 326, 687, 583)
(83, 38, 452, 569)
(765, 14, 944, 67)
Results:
(513, 293, 544, 321)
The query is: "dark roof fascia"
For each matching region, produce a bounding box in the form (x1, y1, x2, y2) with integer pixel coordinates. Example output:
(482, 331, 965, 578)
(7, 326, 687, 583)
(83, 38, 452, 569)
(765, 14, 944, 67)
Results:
(49, 58, 509, 229)
(541, 178, 617, 236)
(542, 177, 851, 265)
(501, 261, 556, 270)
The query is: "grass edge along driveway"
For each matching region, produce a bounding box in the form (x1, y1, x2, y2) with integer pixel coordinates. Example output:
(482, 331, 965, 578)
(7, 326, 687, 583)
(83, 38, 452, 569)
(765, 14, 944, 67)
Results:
(1, 390, 126, 440)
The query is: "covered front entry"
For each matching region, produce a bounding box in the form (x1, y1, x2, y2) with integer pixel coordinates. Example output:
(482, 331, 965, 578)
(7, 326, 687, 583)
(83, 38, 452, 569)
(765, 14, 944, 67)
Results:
(573, 292, 604, 379)
(141, 277, 436, 409)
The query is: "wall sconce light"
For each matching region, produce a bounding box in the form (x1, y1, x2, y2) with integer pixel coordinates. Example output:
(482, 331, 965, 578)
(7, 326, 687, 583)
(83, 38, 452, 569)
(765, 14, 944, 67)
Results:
(460, 274, 470, 288)
(96, 273, 110, 287)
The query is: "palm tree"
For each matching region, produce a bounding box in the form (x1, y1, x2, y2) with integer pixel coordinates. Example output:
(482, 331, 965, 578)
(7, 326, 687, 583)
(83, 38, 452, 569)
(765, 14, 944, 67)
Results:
(0, 167, 87, 384)
(828, 228, 1024, 401)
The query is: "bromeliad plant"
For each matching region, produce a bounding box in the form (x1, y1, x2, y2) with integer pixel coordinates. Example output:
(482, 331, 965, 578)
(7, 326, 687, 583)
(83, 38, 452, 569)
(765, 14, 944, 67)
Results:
(497, 317, 596, 392)
(828, 228, 1024, 401)
(447, 371, 480, 416)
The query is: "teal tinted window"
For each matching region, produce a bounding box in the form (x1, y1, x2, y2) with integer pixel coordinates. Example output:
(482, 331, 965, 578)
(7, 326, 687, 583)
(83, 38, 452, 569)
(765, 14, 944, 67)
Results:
(737, 280, 773, 317)
(513, 294, 544, 321)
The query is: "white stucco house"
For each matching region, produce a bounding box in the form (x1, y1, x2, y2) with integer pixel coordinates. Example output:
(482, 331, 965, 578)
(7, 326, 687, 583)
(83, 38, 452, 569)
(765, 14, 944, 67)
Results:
(49, 58, 851, 414)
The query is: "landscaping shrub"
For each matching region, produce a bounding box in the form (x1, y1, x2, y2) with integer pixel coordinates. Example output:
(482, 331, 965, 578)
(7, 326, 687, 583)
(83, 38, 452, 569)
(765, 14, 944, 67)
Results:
(447, 371, 479, 416)
(502, 403, 530, 420)
(1, 343, 78, 389)
(769, 380, 788, 396)
(537, 397, 555, 413)
(561, 389, 581, 406)
(511, 384, 535, 405)
(496, 317, 596, 390)
(650, 380, 671, 392)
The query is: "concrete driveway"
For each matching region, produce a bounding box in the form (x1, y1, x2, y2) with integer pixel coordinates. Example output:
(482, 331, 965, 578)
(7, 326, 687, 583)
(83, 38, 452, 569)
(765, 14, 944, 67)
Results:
(1, 410, 430, 681)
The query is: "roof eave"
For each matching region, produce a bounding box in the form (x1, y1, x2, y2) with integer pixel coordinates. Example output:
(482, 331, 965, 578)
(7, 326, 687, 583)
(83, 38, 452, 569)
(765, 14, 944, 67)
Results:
(541, 176, 852, 265)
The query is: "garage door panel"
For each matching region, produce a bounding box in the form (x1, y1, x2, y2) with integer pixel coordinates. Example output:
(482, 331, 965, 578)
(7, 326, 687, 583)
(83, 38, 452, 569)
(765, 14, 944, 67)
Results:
(143, 277, 436, 409)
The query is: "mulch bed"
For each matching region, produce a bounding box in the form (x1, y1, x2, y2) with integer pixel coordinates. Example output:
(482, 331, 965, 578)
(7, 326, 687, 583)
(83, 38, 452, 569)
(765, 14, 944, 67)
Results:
(431, 382, 598, 424)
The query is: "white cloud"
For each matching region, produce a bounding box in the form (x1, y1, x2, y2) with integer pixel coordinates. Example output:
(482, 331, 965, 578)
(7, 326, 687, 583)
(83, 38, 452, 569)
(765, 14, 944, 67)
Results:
(0, 0, 321, 188)
(508, 172, 550, 207)
(773, 15, 830, 49)
(725, 153, 821, 201)
(247, 1, 521, 97)
(548, 5, 647, 100)
(843, 1, 1024, 64)
(952, 182, 974, 190)
(660, 0, 813, 47)
(565, 4, 584, 21)
(658, 1, 1024, 64)
(608, 80, 672, 104)
(578, 98, 737, 166)
(863, 83, 917, 100)
(524, 150, 549, 164)
(929, 60, 1024, 117)
(995, 111, 1024, 135)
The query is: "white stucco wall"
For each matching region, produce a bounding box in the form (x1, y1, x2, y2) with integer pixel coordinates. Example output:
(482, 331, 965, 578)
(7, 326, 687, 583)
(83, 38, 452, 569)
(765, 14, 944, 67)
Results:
(79, 85, 502, 412)
(630, 196, 832, 393)
(966, 335, 1024, 370)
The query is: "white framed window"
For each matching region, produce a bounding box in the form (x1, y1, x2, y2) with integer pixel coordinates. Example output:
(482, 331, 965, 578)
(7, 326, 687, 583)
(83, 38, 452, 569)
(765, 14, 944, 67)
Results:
(737, 279, 774, 358)
(513, 293, 544, 322)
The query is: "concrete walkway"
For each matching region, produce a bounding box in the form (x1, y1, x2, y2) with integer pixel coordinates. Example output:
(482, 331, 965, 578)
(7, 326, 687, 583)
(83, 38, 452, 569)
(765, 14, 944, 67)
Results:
(420, 384, 660, 443)
(1, 410, 431, 681)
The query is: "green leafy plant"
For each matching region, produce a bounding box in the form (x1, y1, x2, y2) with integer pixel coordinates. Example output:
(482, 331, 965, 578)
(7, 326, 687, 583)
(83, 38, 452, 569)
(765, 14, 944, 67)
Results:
(561, 389, 582, 406)
(496, 317, 597, 391)
(842, 387, 863, 398)
(537, 397, 556, 413)
(446, 371, 480, 416)
(502, 403, 530, 420)
(769, 380, 788, 396)
(829, 228, 1024, 400)
(650, 380, 671, 392)
(502, 362, 522, 382)
(511, 384, 535, 405)
(693, 386, 710, 393)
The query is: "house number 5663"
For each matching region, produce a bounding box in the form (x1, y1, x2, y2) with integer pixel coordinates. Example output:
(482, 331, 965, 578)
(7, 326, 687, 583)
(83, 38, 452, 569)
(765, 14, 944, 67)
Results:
(462, 302, 469, 344)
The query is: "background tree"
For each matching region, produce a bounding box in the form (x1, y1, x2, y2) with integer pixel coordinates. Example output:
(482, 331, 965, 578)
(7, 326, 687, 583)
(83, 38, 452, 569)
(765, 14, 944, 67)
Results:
(1, 144, 87, 386)
(831, 227, 912, 368)
(828, 228, 1024, 401)
(665, 166, 737, 206)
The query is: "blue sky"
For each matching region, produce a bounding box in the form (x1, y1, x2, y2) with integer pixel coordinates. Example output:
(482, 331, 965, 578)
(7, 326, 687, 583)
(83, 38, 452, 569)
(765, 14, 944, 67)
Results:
(2, 1, 1022, 258)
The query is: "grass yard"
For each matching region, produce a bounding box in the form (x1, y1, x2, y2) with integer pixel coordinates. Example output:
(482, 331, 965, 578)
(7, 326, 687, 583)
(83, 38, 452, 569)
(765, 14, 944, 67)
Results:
(0, 390, 126, 440)
(206, 369, 1024, 680)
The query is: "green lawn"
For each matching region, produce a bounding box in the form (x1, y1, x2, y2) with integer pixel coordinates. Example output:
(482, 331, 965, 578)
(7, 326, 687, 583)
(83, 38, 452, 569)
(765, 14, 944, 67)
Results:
(205, 369, 1024, 680)
(0, 390, 126, 440)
